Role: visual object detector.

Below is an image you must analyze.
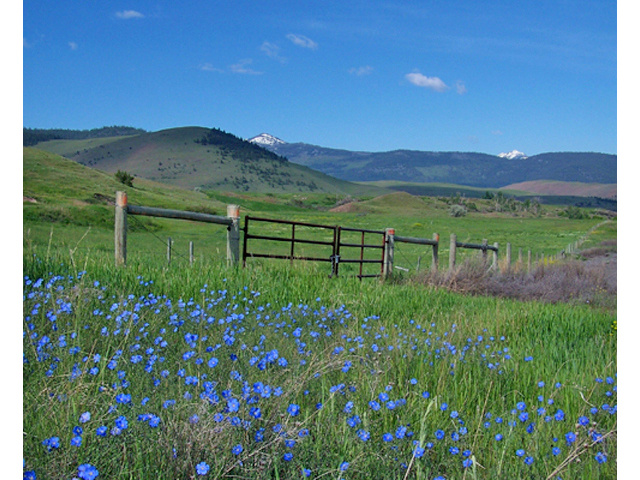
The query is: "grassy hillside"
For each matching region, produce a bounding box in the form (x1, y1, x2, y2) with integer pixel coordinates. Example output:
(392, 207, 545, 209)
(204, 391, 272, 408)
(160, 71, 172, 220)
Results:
(34, 127, 387, 197)
(500, 180, 617, 199)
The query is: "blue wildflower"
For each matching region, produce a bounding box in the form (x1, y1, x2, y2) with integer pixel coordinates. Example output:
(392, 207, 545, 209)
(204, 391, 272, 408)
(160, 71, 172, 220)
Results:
(77, 463, 99, 480)
(196, 462, 210, 476)
(287, 404, 300, 416)
(232, 444, 243, 455)
(595, 452, 607, 463)
(565, 432, 576, 445)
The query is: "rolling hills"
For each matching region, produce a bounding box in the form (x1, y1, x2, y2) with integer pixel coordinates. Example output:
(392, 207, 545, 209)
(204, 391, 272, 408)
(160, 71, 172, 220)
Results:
(28, 126, 616, 211)
(251, 135, 617, 188)
(33, 127, 386, 197)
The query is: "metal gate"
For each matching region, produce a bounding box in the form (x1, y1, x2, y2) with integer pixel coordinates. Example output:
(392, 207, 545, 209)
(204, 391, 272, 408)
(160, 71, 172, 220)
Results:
(242, 216, 386, 279)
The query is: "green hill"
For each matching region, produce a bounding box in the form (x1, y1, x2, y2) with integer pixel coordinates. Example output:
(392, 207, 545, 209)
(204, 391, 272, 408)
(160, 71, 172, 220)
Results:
(33, 127, 386, 197)
(23, 147, 234, 228)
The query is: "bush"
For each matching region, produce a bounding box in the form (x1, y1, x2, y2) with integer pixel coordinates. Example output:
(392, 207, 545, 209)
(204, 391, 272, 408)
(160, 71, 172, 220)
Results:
(448, 204, 467, 217)
(115, 170, 134, 187)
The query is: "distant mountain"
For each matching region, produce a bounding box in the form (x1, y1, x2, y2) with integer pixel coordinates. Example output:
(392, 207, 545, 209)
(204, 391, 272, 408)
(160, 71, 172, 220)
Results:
(254, 135, 616, 188)
(248, 133, 286, 147)
(498, 150, 528, 160)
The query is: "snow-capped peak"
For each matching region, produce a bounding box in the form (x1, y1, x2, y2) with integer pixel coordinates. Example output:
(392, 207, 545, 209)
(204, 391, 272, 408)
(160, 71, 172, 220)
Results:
(248, 133, 286, 146)
(498, 150, 528, 160)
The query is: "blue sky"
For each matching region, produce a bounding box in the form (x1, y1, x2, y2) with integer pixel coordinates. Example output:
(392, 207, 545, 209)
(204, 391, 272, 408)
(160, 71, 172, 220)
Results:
(22, 0, 617, 155)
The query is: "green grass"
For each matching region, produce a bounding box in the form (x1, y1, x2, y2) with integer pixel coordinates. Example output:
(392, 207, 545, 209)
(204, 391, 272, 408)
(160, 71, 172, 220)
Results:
(23, 242, 616, 480)
(22, 148, 616, 479)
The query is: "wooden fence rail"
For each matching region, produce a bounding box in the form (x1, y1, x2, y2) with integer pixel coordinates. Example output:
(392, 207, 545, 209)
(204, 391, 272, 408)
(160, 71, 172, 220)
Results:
(114, 191, 240, 266)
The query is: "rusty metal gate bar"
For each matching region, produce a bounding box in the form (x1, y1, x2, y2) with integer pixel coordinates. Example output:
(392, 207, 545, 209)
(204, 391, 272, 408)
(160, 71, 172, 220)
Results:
(335, 226, 386, 279)
(242, 216, 337, 267)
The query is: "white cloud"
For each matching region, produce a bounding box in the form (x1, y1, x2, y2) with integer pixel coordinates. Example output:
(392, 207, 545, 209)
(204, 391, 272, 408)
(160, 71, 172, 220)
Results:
(261, 41, 287, 63)
(492, 130, 504, 136)
(405, 72, 449, 92)
(115, 10, 144, 19)
(199, 63, 224, 73)
(286, 34, 318, 49)
(230, 59, 262, 75)
(455, 80, 467, 95)
(68, 42, 78, 51)
(349, 66, 374, 76)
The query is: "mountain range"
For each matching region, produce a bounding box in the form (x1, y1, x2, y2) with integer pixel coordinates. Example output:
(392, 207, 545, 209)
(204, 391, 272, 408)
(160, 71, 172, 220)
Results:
(248, 133, 616, 188)
(26, 126, 616, 208)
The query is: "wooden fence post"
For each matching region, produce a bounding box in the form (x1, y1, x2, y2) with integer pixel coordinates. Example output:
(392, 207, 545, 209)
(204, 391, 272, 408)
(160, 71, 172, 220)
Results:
(449, 233, 457, 271)
(527, 250, 532, 273)
(115, 191, 127, 266)
(167, 238, 172, 264)
(227, 205, 240, 267)
(492, 242, 499, 271)
(506, 242, 512, 272)
(383, 228, 395, 280)
(432, 233, 439, 271)
(482, 238, 488, 264)
(189, 241, 194, 265)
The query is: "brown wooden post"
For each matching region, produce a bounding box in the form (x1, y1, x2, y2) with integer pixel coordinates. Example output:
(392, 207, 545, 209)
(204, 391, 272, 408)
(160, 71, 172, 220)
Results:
(432, 233, 439, 271)
(449, 233, 457, 271)
(115, 191, 127, 266)
(506, 242, 512, 272)
(383, 228, 395, 280)
(227, 205, 240, 267)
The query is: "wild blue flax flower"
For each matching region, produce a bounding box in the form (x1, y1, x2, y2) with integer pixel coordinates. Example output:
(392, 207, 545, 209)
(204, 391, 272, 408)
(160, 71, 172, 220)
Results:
(595, 452, 607, 463)
(287, 404, 301, 416)
(196, 462, 210, 475)
(77, 463, 99, 480)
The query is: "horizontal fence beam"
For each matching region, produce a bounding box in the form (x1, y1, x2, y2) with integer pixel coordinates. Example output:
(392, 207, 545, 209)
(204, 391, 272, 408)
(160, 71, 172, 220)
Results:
(245, 233, 335, 247)
(127, 204, 233, 226)
(456, 241, 498, 252)
(244, 215, 336, 230)
(394, 235, 438, 246)
(246, 253, 333, 263)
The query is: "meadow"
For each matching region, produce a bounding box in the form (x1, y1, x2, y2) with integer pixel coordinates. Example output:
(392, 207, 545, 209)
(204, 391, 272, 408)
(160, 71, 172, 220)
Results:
(23, 199, 616, 480)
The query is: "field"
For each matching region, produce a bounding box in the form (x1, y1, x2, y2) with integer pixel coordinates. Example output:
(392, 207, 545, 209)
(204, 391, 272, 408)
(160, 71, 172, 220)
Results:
(22, 149, 617, 479)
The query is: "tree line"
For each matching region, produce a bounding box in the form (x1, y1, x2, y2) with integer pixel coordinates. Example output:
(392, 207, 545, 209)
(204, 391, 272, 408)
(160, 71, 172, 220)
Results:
(23, 126, 146, 146)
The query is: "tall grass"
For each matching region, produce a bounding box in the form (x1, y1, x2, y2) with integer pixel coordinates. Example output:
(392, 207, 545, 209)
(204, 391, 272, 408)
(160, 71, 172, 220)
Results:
(23, 245, 616, 479)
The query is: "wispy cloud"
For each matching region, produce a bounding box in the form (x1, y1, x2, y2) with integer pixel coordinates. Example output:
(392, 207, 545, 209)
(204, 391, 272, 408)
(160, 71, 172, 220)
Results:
(286, 34, 318, 49)
(68, 42, 78, 51)
(115, 10, 144, 20)
(455, 80, 467, 95)
(230, 59, 262, 75)
(405, 72, 449, 92)
(492, 130, 504, 136)
(349, 66, 374, 76)
(261, 41, 287, 63)
(199, 63, 224, 73)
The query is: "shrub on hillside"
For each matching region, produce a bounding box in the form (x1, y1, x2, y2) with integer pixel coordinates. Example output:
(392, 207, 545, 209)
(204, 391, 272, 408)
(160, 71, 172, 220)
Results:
(448, 204, 467, 217)
(115, 170, 134, 187)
